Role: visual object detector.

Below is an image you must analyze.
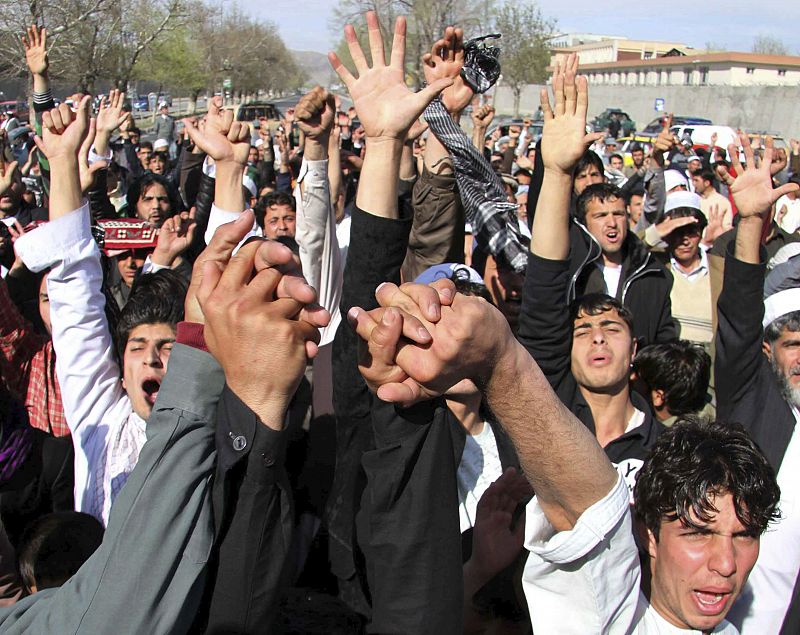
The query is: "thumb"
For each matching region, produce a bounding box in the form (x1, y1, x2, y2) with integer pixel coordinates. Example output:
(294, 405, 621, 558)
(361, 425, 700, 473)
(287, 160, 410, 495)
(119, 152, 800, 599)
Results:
(416, 77, 455, 109)
(584, 132, 605, 147)
(196, 259, 224, 311)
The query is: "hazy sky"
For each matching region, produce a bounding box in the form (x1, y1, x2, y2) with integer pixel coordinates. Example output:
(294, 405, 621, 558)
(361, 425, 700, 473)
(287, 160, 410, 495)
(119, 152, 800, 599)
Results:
(238, 0, 800, 55)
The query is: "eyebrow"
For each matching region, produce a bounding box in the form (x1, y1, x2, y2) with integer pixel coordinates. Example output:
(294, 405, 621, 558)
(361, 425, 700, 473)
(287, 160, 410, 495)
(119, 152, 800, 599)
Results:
(574, 319, 624, 330)
(128, 337, 176, 345)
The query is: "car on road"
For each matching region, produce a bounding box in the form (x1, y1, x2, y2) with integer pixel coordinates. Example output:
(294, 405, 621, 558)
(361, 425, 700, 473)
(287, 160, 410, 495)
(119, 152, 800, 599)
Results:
(592, 108, 636, 136)
(131, 96, 149, 112)
(642, 115, 712, 135)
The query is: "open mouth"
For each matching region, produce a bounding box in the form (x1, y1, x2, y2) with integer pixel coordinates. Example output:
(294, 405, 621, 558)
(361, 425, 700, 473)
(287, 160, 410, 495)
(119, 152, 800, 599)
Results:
(692, 589, 731, 614)
(605, 229, 620, 243)
(142, 379, 161, 406)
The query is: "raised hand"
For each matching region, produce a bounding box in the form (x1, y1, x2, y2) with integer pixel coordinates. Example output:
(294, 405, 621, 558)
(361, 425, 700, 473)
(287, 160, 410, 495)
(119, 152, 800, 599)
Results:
(35, 95, 91, 162)
(183, 96, 250, 165)
(197, 238, 327, 426)
(654, 214, 699, 239)
(701, 203, 727, 247)
(422, 26, 473, 116)
(328, 11, 453, 142)
(468, 468, 531, 584)
(0, 160, 19, 198)
(471, 105, 495, 129)
(652, 114, 676, 165)
(78, 118, 107, 193)
(152, 208, 196, 267)
(406, 118, 428, 142)
(95, 89, 128, 144)
(22, 25, 48, 76)
(295, 86, 335, 142)
(726, 133, 799, 220)
(539, 53, 603, 175)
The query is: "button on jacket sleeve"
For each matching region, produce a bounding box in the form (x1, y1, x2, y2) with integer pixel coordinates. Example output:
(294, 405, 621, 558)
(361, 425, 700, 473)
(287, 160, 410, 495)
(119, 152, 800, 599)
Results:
(0, 344, 225, 633)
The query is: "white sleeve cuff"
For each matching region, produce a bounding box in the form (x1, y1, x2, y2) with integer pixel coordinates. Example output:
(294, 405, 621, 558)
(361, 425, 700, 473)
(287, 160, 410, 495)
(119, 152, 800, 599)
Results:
(88, 145, 113, 165)
(16, 203, 93, 273)
(525, 474, 630, 564)
(203, 203, 262, 248)
(297, 158, 329, 189)
(141, 254, 170, 275)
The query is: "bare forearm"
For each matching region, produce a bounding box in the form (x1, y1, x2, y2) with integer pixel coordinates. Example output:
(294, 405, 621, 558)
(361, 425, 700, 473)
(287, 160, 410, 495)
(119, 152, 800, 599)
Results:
(303, 137, 328, 162)
(214, 162, 245, 213)
(49, 159, 82, 219)
(356, 138, 403, 219)
(471, 125, 486, 152)
(424, 130, 453, 176)
(327, 134, 342, 202)
(32, 73, 49, 95)
(735, 217, 764, 265)
(484, 343, 617, 531)
(399, 142, 416, 181)
(530, 170, 572, 260)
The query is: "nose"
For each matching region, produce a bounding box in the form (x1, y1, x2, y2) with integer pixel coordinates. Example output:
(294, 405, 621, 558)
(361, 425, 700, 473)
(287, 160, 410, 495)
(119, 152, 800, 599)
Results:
(591, 325, 607, 344)
(143, 344, 162, 368)
(708, 535, 737, 578)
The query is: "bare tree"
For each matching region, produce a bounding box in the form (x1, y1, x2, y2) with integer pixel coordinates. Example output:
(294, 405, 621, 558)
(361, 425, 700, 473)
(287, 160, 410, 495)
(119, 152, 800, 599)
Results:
(752, 35, 789, 56)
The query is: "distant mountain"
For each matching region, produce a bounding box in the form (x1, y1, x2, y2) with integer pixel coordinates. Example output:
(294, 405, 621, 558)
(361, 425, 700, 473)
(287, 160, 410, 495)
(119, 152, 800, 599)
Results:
(292, 50, 336, 88)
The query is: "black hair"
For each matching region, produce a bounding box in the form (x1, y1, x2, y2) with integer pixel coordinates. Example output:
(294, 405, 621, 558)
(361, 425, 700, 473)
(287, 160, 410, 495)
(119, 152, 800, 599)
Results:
(569, 293, 634, 335)
(764, 310, 800, 345)
(115, 269, 186, 361)
(254, 191, 296, 229)
(634, 418, 780, 540)
(129, 126, 141, 136)
(625, 187, 646, 204)
(691, 169, 715, 185)
(138, 140, 153, 152)
(18, 512, 104, 593)
(630, 143, 644, 153)
(574, 149, 604, 180)
(633, 341, 710, 416)
(664, 206, 708, 232)
(575, 182, 624, 223)
(609, 153, 624, 163)
(125, 173, 182, 223)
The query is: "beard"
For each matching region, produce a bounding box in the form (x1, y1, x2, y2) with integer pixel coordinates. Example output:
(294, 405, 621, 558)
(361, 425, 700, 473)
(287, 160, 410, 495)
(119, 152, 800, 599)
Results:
(770, 356, 800, 408)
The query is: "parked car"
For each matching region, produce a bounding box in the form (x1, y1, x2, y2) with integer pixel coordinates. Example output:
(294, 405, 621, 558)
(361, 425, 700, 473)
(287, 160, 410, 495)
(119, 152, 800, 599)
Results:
(234, 102, 282, 124)
(592, 108, 636, 136)
(131, 96, 149, 112)
(670, 124, 737, 152)
(617, 135, 655, 167)
(642, 115, 712, 135)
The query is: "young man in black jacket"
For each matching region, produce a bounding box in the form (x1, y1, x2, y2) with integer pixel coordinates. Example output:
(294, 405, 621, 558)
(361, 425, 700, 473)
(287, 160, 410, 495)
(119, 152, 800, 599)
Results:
(714, 133, 800, 634)
(518, 54, 663, 495)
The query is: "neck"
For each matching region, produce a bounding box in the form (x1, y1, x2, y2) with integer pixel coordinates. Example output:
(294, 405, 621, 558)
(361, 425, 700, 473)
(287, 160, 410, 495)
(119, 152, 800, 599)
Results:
(602, 250, 623, 267)
(446, 392, 484, 435)
(674, 253, 701, 273)
(578, 383, 635, 447)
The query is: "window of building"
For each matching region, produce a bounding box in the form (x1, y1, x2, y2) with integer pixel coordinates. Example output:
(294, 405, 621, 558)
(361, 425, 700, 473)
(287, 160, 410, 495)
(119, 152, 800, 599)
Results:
(699, 67, 709, 85)
(684, 68, 692, 85)
(746, 67, 755, 74)
(778, 69, 787, 77)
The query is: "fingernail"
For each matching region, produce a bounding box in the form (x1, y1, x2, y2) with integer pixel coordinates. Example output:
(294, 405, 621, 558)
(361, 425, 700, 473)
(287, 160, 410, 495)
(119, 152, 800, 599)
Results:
(376, 282, 388, 294)
(382, 308, 395, 325)
(418, 327, 431, 341)
(347, 307, 359, 323)
(429, 302, 440, 320)
(441, 287, 454, 301)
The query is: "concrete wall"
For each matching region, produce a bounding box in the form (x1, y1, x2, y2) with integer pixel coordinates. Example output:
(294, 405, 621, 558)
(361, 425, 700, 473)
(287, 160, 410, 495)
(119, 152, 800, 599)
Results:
(490, 83, 800, 137)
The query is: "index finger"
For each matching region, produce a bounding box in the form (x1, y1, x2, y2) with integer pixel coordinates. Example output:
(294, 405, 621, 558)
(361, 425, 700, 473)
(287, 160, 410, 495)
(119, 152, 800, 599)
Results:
(663, 114, 673, 132)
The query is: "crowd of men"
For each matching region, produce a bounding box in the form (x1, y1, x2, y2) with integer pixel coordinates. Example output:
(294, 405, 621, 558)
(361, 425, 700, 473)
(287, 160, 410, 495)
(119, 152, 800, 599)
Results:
(0, 13, 799, 634)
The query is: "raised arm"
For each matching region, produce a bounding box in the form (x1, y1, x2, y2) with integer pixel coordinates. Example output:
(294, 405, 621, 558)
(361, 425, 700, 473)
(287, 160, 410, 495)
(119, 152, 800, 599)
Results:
(293, 86, 343, 345)
(531, 54, 601, 260)
(184, 96, 261, 244)
(15, 98, 129, 438)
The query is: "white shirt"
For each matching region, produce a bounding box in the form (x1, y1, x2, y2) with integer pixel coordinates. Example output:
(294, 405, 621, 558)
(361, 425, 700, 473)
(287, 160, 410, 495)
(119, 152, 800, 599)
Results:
(728, 412, 800, 633)
(670, 248, 710, 283)
(16, 204, 147, 525)
(457, 421, 503, 532)
(634, 594, 738, 634)
(521, 475, 740, 634)
(776, 195, 800, 234)
(596, 261, 623, 298)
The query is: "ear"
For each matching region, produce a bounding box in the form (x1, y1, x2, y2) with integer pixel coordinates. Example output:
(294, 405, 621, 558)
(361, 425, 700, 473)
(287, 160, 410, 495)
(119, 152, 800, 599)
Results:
(763, 340, 773, 361)
(651, 388, 665, 409)
(630, 336, 638, 360)
(645, 526, 659, 561)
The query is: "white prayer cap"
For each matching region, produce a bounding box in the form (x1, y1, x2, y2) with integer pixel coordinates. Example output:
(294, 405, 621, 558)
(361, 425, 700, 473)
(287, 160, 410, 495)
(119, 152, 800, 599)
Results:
(665, 191, 703, 215)
(664, 169, 688, 193)
(763, 288, 800, 329)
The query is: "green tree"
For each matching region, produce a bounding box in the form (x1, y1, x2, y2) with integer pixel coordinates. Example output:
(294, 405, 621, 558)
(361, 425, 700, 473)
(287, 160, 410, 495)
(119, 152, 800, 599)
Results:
(493, 1, 554, 116)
